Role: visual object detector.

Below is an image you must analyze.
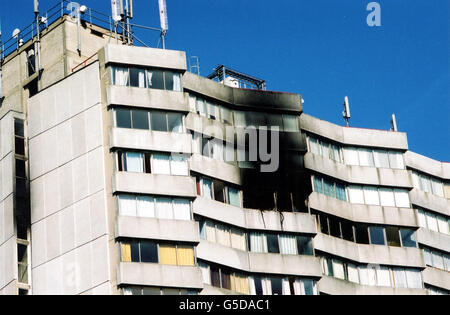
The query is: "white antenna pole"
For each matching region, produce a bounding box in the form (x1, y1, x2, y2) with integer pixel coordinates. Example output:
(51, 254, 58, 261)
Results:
(158, 0, 168, 49)
(34, 0, 42, 75)
(391, 114, 398, 132)
(342, 96, 351, 127)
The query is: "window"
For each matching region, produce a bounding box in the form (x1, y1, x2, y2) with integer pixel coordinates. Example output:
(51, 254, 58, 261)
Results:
(394, 189, 410, 208)
(131, 109, 149, 130)
(358, 148, 375, 167)
(227, 187, 241, 208)
(267, 234, 280, 254)
(297, 236, 314, 255)
(344, 148, 359, 166)
(364, 187, 380, 205)
(373, 150, 390, 168)
(129, 68, 146, 88)
(379, 188, 395, 207)
(197, 176, 242, 207)
(400, 229, 417, 248)
(151, 111, 168, 132)
(26, 48, 36, 77)
(341, 221, 355, 242)
(348, 186, 364, 204)
(112, 66, 182, 91)
(369, 226, 386, 245)
(114, 108, 184, 133)
(385, 226, 401, 247)
(279, 235, 297, 255)
(412, 170, 446, 197)
(140, 241, 158, 263)
(116, 108, 132, 128)
(249, 233, 267, 253)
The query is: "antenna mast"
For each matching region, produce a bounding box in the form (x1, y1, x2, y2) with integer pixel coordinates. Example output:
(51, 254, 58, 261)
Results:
(34, 0, 42, 75)
(342, 96, 351, 127)
(158, 0, 168, 49)
(391, 114, 398, 132)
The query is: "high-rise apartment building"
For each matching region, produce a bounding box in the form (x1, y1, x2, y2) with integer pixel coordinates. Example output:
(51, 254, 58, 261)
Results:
(0, 5, 448, 295)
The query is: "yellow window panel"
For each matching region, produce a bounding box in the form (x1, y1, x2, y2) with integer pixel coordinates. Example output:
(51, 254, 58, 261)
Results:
(159, 245, 177, 265)
(176, 246, 195, 266)
(121, 243, 131, 262)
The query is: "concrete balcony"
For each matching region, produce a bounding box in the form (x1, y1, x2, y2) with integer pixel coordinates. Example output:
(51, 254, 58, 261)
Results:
(106, 85, 188, 112)
(110, 128, 192, 154)
(193, 197, 317, 234)
(417, 228, 450, 253)
(248, 253, 321, 277)
(318, 275, 427, 295)
(116, 216, 200, 244)
(422, 267, 450, 291)
(190, 154, 243, 186)
(409, 189, 450, 217)
(196, 241, 250, 272)
(405, 151, 450, 181)
(117, 262, 203, 289)
(113, 172, 196, 198)
(300, 114, 408, 150)
(304, 153, 412, 188)
(308, 192, 418, 227)
(314, 234, 425, 268)
(200, 284, 243, 295)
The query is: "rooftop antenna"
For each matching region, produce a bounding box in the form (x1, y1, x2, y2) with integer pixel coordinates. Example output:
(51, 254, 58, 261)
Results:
(12, 28, 21, 49)
(342, 96, 351, 127)
(34, 0, 42, 74)
(391, 114, 398, 132)
(0, 19, 3, 99)
(158, 0, 168, 49)
(190, 56, 200, 75)
(123, 0, 133, 45)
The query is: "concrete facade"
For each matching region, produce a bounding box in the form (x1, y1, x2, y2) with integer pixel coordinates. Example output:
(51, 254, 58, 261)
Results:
(0, 14, 448, 296)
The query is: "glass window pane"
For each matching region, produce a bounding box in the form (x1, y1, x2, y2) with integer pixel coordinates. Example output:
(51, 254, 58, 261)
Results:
(343, 147, 359, 166)
(332, 260, 345, 280)
(202, 178, 213, 199)
(358, 148, 375, 167)
(167, 113, 183, 133)
(220, 106, 233, 125)
(431, 179, 444, 197)
(139, 241, 158, 263)
(376, 266, 391, 287)
(170, 155, 188, 176)
(341, 221, 355, 242)
(336, 183, 347, 201)
(137, 196, 155, 218)
(282, 115, 299, 132)
(130, 242, 140, 262)
(437, 216, 449, 235)
(159, 245, 177, 265)
(373, 150, 390, 168)
(129, 68, 146, 88)
(309, 137, 321, 155)
(267, 234, 280, 254)
(270, 277, 283, 295)
(213, 180, 225, 203)
(118, 195, 137, 216)
(347, 264, 359, 284)
(417, 209, 427, 228)
(150, 111, 168, 132)
(348, 186, 365, 204)
(386, 226, 401, 247)
(126, 152, 144, 173)
(426, 213, 439, 232)
(355, 225, 370, 244)
(112, 66, 129, 86)
(369, 226, 386, 245)
(147, 69, 164, 90)
(363, 187, 380, 205)
(393, 269, 407, 288)
(173, 199, 191, 221)
(206, 102, 219, 120)
(131, 109, 149, 130)
(233, 111, 247, 127)
(389, 152, 405, 169)
(297, 236, 313, 255)
(165, 71, 182, 91)
(156, 198, 173, 220)
(210, 265, 221, 288)
(313, 177, 323, 194)
(323, 179, 335, 198)
(394, 189, 410, 208)
(405, 270, 422, 289)
(279, 235, 297, 255)
(227, 187, 241, 207)
(196, 98, 206, 117)
(400, 229, 417, 248)
(379, 188, 396, 207)
(152, 154, 171, 175)
(116, 108, 132, 128)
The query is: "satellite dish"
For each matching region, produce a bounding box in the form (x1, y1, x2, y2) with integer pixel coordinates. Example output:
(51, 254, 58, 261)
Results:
(12, 28, 20, 39)
(159, 0, 169, 31)
(79, 5, 87, 14)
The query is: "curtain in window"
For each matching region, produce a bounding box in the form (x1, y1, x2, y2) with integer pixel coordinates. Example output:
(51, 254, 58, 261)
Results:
(211, 140, 224, 161)
(432, 252, 444, 270)
(411, 172, 421, 189)
(196, 98, 206, 117)
(321, 142, 330, 160)
(393, 269, 407, 288)
(419, 175, 432, 193)
(393, 189, 410, 208)
(426, 213, 439, 232)
(437, 216, 449, 235)
(417, 209, 427, 228)
(323, 179, 335, 198)
(170, 155, 188, 176)
(423, 249, 432, 266)
(343, 148, 359, 166)
(379, 188, 396, 207)
(138, 69, 146, 88)
(173, 199, 191, 221)
(249, 233, 267, 253)
(230, 228, 246, 251)
(136, 196, 155, 218)
(121, 243, 132, 262)
(168, 114, 183, 133)
(363, 187, 380, 205)
(405, 270, 422, 289)
(376, 266, 391, 287)
(293, 280, 303, 295)
(159, 245, 177, 265)
(227, 187, 241, 207)
(173, 73, 182, 91)
(444, 255, 450, 271)
(302, 279, 316, 296)
(152, 154, 171, 175)
(176, 246, 194, 266)
(348, 186, 364, 204)
(279, 235, 297, 255)
(281, 278, 291, 295)
(206, 102, 218, 120)
(199, 262, 211, 285)
(146, 71, 153, 87)
(389, 152, 404, 169)
(233, 274, 250, 295)
(156, 198, 173, 220)
(358, 148, 375, 167)
(347, 264, 359, 284)
(313, 177, 324, 194)
(309, 138, 321, 155)
(216, 224, 231, 247)
(119, 195, 137, 216)
(431, 179, 444, 197)
(367, 266, 377, 286)
(373, 150, 390, 168)
(202, 179, 213, 199)
(330, 144, 341, 162)
(126, 152, 144, 173)
(113, 67, 129, 86)
(444, 184, 450, 199)
(205, 221, 216, 243)
(332, 260, 345, 280)
(282, 115, 299, 132)
(358, 266, 369, 286)
(262, 278, 272, 295)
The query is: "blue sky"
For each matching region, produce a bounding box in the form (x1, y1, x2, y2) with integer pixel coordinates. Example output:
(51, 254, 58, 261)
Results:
(1, 0, 449, 161)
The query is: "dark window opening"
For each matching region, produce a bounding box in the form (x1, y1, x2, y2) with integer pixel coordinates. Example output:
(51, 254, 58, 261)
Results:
(369, 226, 386, 245)
(139, 241, 158, 263)
(16, 159, 26, 178)
(355, 225, 370, 244)
(341, 221, 355, 242)
(132, 109, 149, 130)
(386, 226, 401, 247)
(297, 236, 313, 255)
(213, 180, 225, 203)
(267, 234, 280, 254)
(15, 138, 25, 156)
(329, 217, 341, 238)
(400, 229, 417, 248)
(210, 265, 221, 288)
(270, 277, 283, 295)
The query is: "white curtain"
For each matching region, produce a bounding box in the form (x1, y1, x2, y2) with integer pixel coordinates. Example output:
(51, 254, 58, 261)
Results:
(119, 195, 136, 216)
(126, 152, 144, 173)
(389, 152, 405, 169)
(249, 233, 267, 253)
(136, 196, 155, 218)
(376, 266, 391, 287)
(230, 228, 246, 251)
(343, 147, 359, 166)
(233, 111, 246, 127)
(405, 270, 422, 289)
(262, 278, 272, 295)
(358, 148, 375, 167)
(199, 262, 211, 285)
(373, 150, 390, 168)
(363, 187, 380, 205)
(431, 179, 444, 197)
(358, 266, 370, 286)
(173, 73, 182, 92)
(170, 155, 188, 176)
(146, 71, 153, 87)
(393, 269, 407, 288)
(347, 264, 359, 284)
(426, 213, 439, 232)
(211, 140, 224, 161)
(279, 235, 297, 255)
(437, 216, 449, 235)
(205, 221, 216, 243)
(393, 189, 410, 208)
(152, 154, 171, 175)
(216, 224, 231, 247)
(417, 209, 427, 228)
(348, 185, 365, 204)
(189, 95, 196, 113)
(114, 67, 129, 86)
(419, 174, 432, 193)
(202, 179, 213, 199)
(173, 199, 191, 221)
(309, 137, 321, 155)
(282, 278, 291, 295)
(332, 260, 345, 280)
(156, 198, 173, 220)
(293, 280, 303, 295)
(248, 277, 256, 295)
(228, 187, 241, 208)
(138, 69, 146, 88)
(379, 188, 396, 207)
(367, 266, 377, 286)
